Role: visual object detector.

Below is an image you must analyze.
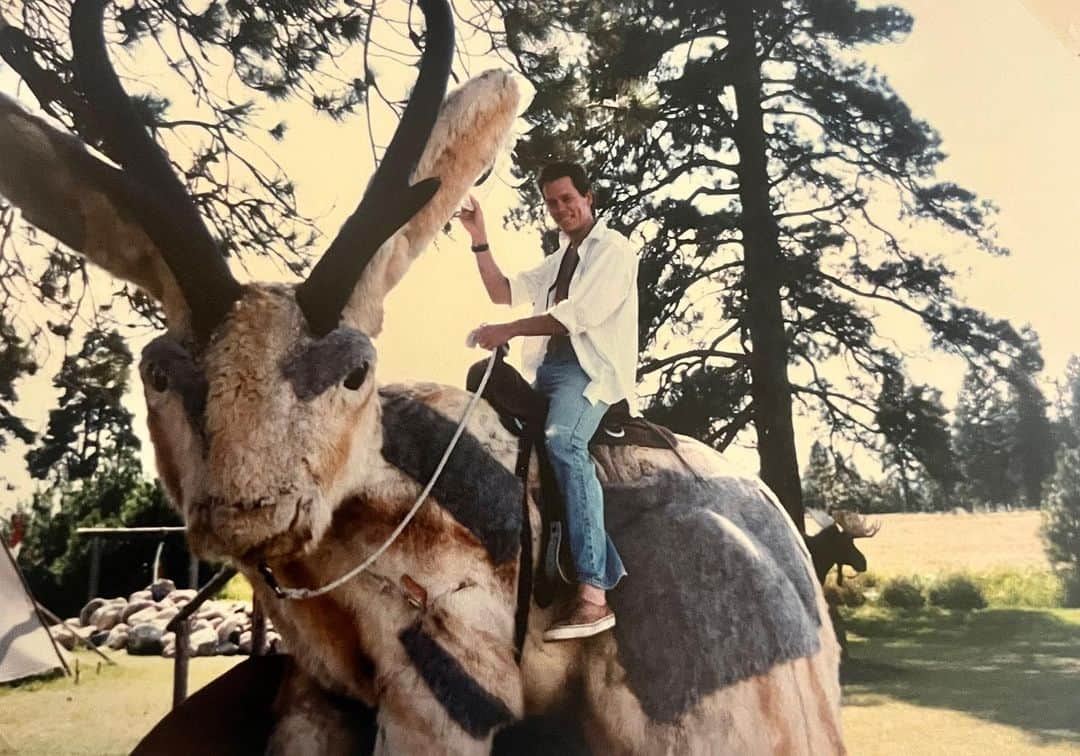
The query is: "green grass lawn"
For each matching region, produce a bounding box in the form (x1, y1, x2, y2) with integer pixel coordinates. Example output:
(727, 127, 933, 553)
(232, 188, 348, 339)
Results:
(0, 652, 243, 755)
(3, 609, 1078, 754)
(3, 512, 1076, 754)
(842, 607, 1080, 755)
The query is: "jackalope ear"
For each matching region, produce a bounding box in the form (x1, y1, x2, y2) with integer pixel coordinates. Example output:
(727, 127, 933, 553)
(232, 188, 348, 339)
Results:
(337, 70, 521, 337)
(0, 93, 193, 333)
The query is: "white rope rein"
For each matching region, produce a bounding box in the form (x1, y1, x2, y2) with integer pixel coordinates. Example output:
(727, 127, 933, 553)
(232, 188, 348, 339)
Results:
(260, 349, 500, 601)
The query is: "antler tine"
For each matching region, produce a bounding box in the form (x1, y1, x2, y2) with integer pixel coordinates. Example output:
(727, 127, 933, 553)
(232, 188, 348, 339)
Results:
(295, 0, 453, 337)
(70, 0, 240, 341)
(832, 509, 881, 538)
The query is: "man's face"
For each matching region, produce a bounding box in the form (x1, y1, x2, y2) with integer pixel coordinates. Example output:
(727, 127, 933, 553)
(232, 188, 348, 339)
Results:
(542, 176, 594, 237)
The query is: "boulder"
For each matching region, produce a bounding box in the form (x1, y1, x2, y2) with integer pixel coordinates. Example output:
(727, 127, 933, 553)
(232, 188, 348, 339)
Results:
(50, 623, 76, 651)
(150, 578, 176, 602)
(155, 606, 179, 623)
(122, 600, 156, 623)
(215, 641, 240, 656)
(188, 627, 219, 657)
(79, 598, 107, 627)
(105, 624, 129, 650)
(127, 624, 164, 656)
(170, 589, 197, 602)
(90, 604, 124, 632)
(162, 640, 176, 658)
(216, 615, 248, 644)
(90, 630, 110, 647)
(128, 589, 153, 603)
(126, 606, 160, 626)
(237, 631, 252, 655)
(196, 610, 226, 627)
(74, 625, 97, 641)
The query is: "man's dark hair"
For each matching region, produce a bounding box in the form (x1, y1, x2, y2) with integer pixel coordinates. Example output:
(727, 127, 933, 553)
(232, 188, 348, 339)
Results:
(537, 162, 592, 197)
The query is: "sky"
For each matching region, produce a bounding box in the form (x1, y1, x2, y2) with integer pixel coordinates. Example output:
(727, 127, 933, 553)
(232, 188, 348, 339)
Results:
(1, 0, 1079, 510)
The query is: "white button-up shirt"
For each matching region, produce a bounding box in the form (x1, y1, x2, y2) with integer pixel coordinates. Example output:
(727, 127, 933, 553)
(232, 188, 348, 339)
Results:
(508, 218, 640, 414)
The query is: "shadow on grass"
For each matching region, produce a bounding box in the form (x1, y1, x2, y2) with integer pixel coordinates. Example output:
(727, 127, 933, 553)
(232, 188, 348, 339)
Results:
(841, 608, 1080, 745)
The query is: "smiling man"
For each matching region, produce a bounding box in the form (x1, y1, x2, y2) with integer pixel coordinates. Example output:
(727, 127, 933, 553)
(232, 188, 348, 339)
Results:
(459, 162, 639, 641)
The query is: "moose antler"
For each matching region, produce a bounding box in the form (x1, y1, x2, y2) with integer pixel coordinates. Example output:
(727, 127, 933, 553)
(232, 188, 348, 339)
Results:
(69, 0, 241, 341)
(295, 0, 453, 336)
(831, 509, 881, 538)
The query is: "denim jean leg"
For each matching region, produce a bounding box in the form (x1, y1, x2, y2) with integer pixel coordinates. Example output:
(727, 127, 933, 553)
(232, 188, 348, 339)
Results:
(535, 353, 627, 591)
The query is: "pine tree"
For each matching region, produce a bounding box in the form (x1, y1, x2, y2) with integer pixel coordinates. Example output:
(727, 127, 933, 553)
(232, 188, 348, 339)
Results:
(25, 328, 140, 484)
(1004, 338, 1055, 508)
(877, 370, 958, 511)
(800, 440, 868, 513)
(802, 440, 832, 512)
(1053, 355, 1080, 451)
(1044, 448, 1080, 606)
(491, 0, 1030, 528)
(1044, 357, 1080, 605)
(954, 369, 1015, 508)
(0, 315, 37, 477)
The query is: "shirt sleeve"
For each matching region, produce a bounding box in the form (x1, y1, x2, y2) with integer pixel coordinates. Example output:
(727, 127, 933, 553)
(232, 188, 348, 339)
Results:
(546, 237, 637, 335)
(509, 254, 558, 308)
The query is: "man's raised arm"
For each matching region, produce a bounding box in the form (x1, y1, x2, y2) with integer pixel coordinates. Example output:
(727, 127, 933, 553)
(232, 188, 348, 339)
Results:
(458, 195, 511, 305)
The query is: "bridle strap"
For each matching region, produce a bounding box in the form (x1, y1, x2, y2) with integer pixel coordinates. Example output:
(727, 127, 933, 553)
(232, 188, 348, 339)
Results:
(259, 348, 501, 600)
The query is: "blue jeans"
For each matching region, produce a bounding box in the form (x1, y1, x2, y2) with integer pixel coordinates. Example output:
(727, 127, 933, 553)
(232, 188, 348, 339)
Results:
(535, 341, 627, 591)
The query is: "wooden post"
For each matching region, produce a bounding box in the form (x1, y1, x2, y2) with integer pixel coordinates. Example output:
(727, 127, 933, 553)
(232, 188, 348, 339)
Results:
(166, 566, 237, 708)
(251, 594, 267, 657)
(87, 536, 102, 602)
(172, 620, 189, 708)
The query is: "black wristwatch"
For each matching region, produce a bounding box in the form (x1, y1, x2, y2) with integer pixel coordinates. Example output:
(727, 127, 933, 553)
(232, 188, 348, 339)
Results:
(471, 242, 490, 253)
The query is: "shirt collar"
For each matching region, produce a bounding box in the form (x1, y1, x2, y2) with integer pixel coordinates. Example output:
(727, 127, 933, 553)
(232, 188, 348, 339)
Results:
(558, 216, 612, 253)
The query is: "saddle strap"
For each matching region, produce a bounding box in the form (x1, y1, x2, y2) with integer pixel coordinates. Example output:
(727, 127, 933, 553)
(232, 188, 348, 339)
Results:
(512, 434, 533, 664)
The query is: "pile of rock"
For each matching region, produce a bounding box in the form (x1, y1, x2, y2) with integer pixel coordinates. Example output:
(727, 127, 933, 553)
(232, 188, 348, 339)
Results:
(48, 578, 282, 658)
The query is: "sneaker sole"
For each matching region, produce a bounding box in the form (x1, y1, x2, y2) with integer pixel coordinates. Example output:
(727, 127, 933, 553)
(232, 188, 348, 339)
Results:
(542, 614, 616, 642)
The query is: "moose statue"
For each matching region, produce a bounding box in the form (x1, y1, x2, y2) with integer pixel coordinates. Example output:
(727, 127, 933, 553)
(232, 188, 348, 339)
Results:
(806, 508, 881, 661)
(805, 508, 883, 585)
(0, 0, 844, 752)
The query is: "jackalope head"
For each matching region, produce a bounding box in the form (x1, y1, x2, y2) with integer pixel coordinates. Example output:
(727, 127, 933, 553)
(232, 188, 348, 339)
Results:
(0, 0, 519, 563)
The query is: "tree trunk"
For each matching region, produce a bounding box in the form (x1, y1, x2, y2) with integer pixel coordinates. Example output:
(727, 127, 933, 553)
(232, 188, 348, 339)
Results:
(725, 1, 804, 532)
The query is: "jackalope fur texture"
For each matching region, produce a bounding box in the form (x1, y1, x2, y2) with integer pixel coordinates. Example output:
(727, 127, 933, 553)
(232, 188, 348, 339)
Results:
(0, 0, 843, 752)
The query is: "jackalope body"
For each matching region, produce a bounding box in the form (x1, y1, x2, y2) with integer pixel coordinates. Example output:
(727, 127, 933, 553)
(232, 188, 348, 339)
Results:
(0, 0, 843, 752)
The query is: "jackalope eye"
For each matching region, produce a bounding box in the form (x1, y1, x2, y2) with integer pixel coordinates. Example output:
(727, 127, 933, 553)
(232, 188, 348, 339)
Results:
(147, 363, 168, 393)
(343, 365, 369, 391)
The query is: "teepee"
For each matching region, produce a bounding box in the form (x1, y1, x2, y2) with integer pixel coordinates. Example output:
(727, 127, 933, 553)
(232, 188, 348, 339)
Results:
(0, 535, 69, 684)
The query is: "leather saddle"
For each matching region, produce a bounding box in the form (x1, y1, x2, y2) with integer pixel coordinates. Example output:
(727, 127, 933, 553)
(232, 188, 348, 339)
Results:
(466, 354, 678, 607)
(465, 356, 676, 450)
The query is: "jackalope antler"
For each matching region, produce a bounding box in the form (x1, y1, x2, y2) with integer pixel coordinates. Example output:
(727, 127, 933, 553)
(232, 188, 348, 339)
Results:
(68, 0, 242, 340)
(67, 0, 451, 341)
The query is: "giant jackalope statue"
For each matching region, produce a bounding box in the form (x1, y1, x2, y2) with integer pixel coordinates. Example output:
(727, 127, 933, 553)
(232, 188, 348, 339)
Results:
(0, 0, 843, 752)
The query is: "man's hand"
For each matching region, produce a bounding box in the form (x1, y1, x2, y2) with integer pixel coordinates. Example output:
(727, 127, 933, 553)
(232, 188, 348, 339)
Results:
(457, 194, 487, 245)
(469, 322, 517, 350)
